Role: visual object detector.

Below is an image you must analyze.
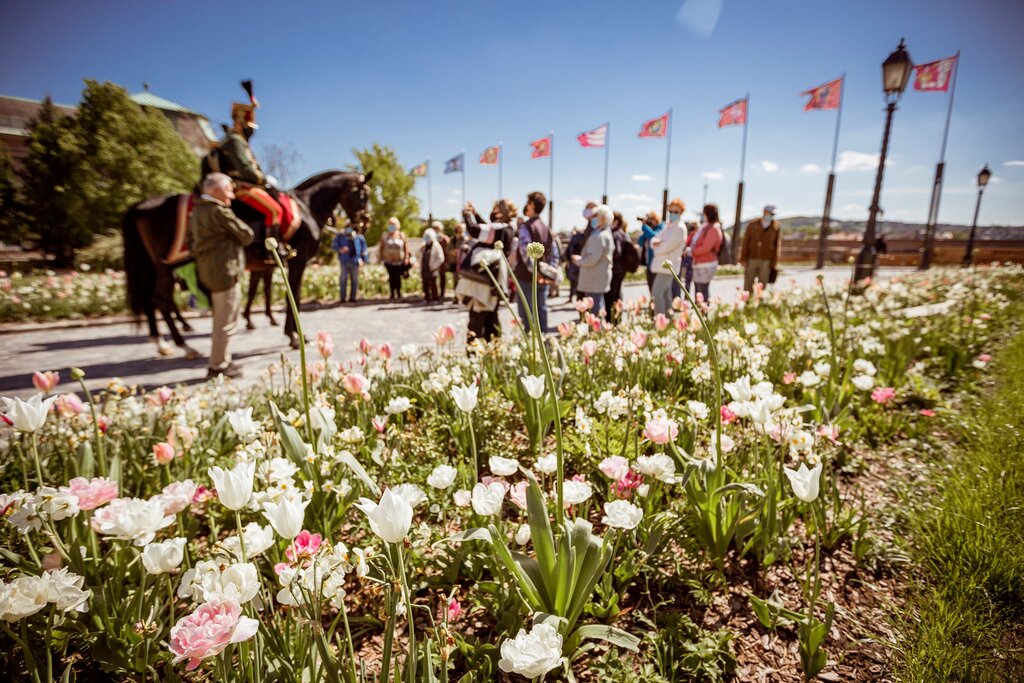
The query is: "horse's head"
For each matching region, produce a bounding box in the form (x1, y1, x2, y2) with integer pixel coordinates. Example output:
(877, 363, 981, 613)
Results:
(339, 170, 373, 230)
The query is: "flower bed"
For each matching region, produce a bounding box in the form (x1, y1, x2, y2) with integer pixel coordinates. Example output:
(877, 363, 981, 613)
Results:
(1, 264, 1022, 681)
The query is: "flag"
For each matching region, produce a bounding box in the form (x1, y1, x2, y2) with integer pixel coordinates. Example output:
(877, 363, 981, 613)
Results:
(577, 123, 608, 148)
(718, 98, 748, 127)
(479, 146, 500, 165)
(914, 55, 957, 92)
(444, 153, 464, 174)
(802, 77, 843, 111)
(409, 161, 428, 177)
(529, 136, 552, 159)
(638, 112, 669, 138)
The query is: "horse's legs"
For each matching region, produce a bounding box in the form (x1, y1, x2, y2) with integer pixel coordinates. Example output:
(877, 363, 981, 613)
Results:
(172, 298, 193, 333)
(244, 274, 259, 330)
(264, 272, 278, 326)
(155, 269, 200, 359)
(145, 301, 173, 356)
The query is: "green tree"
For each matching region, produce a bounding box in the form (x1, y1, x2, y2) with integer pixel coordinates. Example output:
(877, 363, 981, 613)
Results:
(0, 144, 25, 244)
(348, 143, 421, 245)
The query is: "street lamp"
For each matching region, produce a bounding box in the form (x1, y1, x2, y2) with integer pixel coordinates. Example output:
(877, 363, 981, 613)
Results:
(854, 39, 913, 282)
(962, 164, 992, 267)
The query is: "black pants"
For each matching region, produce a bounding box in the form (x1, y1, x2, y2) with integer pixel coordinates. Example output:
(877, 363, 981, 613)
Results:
(695, 281, 710, 301)
(467, 307, 500, 344)
(604, 273, 625, 324)
(385, 264, 404, 298)
(646, 268, 656, 293)
(422, 269, 438, 302)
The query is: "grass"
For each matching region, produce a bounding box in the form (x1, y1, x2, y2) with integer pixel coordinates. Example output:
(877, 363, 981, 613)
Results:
(894, 326, 1024, 681)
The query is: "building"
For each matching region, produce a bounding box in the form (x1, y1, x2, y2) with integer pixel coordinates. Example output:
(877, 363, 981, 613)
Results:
(0, 86, 218, 169)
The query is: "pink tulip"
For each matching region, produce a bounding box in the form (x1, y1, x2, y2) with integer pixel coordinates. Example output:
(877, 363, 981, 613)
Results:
(574, 298, 593, 314)
(654, 314, 669, 331)
(358, 338, 373, 355)
(146, 386, 174, 407)
(342, 373, 370, 398)
(612, 470, 644, 499)
(630, 331, 647, 350)
(642, 413, 679, 445)
(153, 442, 176, 465)
(66, 476, 119, 510)
(782, 372, 797, 385)
(432, 324, 457, 345)
(446, 598, 462, 621)
(919, 409, 936, 417)
(978, 353, 992, 362)
(720, 404, 737, 425)
(169, 600, 259, 671)
(55, 393, 85, 417)
(508, 481, 528, 510)
(598, 456, 630, 480)
(372, 415, 388, 434)
(557, 322, 574, 338)
(285, 530, 323, 562)
(32, 370, 60, 393)
(581, 341, 598, 360)
(377, 343, 394, 360)
(871, 387, 896, 404)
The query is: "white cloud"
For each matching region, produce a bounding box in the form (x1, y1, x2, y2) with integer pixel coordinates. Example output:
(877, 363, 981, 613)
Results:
(611, 193, 653, 203)
(1004, 160, 1024, 167)
(631, 174, 654, 182)
(451, 189, 462, 195)
(760, 160, 779, 173)
(836, 151, 887, 172)
(566, 197, 584, 206)
(702, 170, 724, 180)
(840, 203, 865, 214)
(443, 198, 459, 205)
(801, 163, 823, 174)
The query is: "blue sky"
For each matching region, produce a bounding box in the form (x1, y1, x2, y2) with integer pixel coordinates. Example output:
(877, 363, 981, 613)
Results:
(2, 0, 1023, 232)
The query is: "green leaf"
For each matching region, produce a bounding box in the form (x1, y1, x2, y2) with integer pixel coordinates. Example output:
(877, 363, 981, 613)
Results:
(524, 470, 557, 578)
(335, 450, 380, 497)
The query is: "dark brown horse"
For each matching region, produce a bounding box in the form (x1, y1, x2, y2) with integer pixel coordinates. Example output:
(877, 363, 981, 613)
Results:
(123, 170, 371, 355)
(242, 269, 277, 330)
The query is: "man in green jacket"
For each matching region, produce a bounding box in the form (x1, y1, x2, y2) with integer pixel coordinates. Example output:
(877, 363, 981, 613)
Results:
(189, 172, 254, 379)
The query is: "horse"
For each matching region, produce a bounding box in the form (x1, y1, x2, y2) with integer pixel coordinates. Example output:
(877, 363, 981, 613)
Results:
(122, 170, 371, 356)
(242, 269, 277, 330)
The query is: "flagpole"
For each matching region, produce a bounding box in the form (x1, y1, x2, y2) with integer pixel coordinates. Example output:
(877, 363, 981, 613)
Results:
(427, 159, 433, 225)
(662, 109, 673, 221)
(602, 122, 610, 204)
(498, 142, 504, 199)
(548, 131, 555, 229)
(920, 51, 960, 270)
(816, 76, 845, 269)
(730, 95, 749, 263)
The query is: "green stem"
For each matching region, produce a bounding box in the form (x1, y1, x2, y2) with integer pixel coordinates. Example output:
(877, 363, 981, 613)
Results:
(76, 374, 107, 478)
(29, 434, 45, 488)
(269, 249, 314, 445)
(396, 543, 417, 683)
(234, 511, 249, 561)
(467, 416, 479, 480)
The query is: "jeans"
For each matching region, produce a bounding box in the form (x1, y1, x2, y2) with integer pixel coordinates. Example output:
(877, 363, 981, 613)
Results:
(516, 278, 549, 333)
(339, 262, 359, 301)
(652, 273, 676, 316)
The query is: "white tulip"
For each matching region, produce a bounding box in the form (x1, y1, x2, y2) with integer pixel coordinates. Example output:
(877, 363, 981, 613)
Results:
(798, 371, 821, 388)
(489, 456, 520, 477)
(4, 394, 57, 433)
(385, 397, 412, 415)
(602, 499, 644, 530)
(142, 537, 187, 574)
(225, 407, 260, 441)
(452, 489, 472, 507)
(355, 488, 413, 544)
(520, 375, 546, 400)
(217, 523, 274, 561)
(560, 479, 593, 506)
(208, 461, 256, 511)
(784, 462, 823, 503)
(450, 383, 479, 413)
(90, 497, 175, 546)
(426, 464, 457, 490)
(723, 376, 753, 402)
(393, 483, 428, 508)
(471, 482, 505, 516)
(686, 400, 710, 420)
(498, 622, 563, 679)
(177, 560, 259, 604)
(43, 568, 91, 613)
(535, 453, 557, 474)
(635, 454, 676, 483)
(262, 494, 309, 540)
(851, 374, 874, 391)
(514, 523, 532, 546)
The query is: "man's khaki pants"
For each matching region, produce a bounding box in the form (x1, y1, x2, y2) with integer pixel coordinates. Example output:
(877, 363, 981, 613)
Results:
(210, 284, 241, 371)
(743, 258, 772, 292)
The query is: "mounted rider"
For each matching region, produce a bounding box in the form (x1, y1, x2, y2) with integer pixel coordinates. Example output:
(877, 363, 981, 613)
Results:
(208, 81, 293, 260)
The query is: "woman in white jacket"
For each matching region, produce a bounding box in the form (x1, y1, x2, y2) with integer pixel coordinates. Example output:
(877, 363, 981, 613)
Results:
(420, 228, 446, 302)
(649, 198, 688, 316)
(572, 204, 615, 316)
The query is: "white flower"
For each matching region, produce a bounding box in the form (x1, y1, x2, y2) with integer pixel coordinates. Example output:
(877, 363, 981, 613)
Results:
(427, 465, 457, 490)
(3, 394, 58, 433)
(535, 453, 557, 474)
(385, 397, 412, 415)
(723, 376, 753, 402)
(784, 462, 823, 503)
(450, 383, 479, 412)
(853, 358, 877, 376)
(0, 575, 49, 622)
(158, 479, 197, 515)
(602, 500, 643, 530)
(498, 622, 563, 679)
(686, 400, 710, 420)
(91, 498, 175, 546)
(813, 361, 831, 378)
(514, 523, 532, 546)
(520, 375, 546, 400)
(177, 561, 259, 604)
(264, 457, 299, 484)
(225, 407, 260, 441)
(43, 568, 91, 613)
(635, 454, 676, 483)
(560, 479, 593, 506)
(452, 489, 472, 507)
(355, 488, 413, 544)
(393, 483, 428, 508)
(471, 482, 505, 516)
(262, 494, 309, 540)
(217, 523, 274, 561)
(208, 461, 256, 511)
(33, 487, 80, 521)
(851, 374, 875, 391)
(142, 537, 187, 574)
(798, 370, 821, 388)
(744, 322, 759, 336)
(489, 456, 519, 477)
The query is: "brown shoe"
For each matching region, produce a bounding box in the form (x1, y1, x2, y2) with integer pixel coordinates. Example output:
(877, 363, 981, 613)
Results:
(207, 363, 243, 380)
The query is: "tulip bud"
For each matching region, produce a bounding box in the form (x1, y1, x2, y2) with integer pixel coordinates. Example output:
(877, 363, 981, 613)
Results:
(71, 367, 85, 380)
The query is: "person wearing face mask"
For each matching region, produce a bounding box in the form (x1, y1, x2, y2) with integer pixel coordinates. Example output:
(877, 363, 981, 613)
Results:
(649, 198, 688, 315)
(566, 202, 596, 300)
(332, 222, 369, 303)
(379, 217, 410, 299)
(739, 204, 782, 293)
(690, 203, 725, 302)
(571, 204, 615, 317)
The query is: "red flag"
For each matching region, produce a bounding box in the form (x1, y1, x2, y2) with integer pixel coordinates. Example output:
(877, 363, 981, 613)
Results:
(718, 98, 748, 127)
(479, 146, 500, 165)
(529, 136, 552, 159)
(914, 55, 957, 92)
(802, 77, 843, 111)
(638, 112, 669, 138)
(577, 123, 608, 148)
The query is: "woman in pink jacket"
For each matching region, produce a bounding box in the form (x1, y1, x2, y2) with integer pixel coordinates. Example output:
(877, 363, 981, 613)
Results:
(689, 204, 724, 302)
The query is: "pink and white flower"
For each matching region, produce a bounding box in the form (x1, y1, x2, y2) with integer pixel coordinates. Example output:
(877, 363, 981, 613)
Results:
(168, 600, 258, 671)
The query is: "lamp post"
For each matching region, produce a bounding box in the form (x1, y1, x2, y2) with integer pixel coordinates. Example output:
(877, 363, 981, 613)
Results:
(962, 164, 992, 267)
(854, 39, 913, 282)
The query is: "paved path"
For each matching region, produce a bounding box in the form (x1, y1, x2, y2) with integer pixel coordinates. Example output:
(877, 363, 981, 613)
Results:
(0, 267, 912, 399)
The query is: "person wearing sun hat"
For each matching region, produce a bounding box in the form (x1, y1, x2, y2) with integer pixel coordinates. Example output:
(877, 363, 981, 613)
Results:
(739, 203, 782, 292)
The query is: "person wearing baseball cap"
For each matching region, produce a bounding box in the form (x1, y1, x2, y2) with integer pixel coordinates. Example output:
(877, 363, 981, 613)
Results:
(739, 204, 782, 292)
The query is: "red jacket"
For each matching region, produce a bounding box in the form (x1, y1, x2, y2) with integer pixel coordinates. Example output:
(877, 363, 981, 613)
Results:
(691, 222, 723, 265)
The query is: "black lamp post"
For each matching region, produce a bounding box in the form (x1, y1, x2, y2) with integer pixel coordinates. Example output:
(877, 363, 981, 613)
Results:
(854, 39, 913, 282)
(962, 164, 992, 267)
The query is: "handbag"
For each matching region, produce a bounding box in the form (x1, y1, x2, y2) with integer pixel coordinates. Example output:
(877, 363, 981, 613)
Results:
(768, 267, 778, 284)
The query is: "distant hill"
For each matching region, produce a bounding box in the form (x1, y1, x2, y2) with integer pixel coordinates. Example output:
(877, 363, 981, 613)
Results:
(775, 216, 1024, 241)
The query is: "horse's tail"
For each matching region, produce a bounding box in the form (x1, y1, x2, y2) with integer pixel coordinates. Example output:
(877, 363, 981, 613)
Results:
(122, 203, 154, 324)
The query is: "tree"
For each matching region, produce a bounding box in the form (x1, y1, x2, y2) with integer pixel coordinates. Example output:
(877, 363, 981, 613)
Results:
(349, 143, 421, 245)
(261, 141, 302, 187)
(0, 145, 25, 244)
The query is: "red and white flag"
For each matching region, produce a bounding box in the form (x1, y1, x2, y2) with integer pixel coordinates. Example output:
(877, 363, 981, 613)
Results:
(638, 112, 669, 138)
(802, 77, 843, 111)
(529, 136, 552, 159)
(577, 123, 607, 148)
(914, 55, 957, 92)
(718, 98, 748, 128)
(479, 146, 500, 165)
